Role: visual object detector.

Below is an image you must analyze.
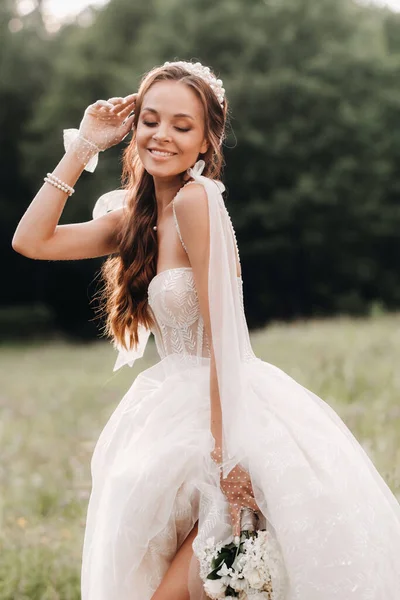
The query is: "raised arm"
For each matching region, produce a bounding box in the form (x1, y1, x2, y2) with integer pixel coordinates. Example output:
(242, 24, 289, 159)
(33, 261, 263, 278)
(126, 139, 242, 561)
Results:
(12, 153, 124, 260)
(12, 94, 136, 261)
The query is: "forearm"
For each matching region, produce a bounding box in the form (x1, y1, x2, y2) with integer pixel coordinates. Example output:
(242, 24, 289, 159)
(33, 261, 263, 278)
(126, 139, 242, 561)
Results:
(12, 149, 85, 255)
(210, 349, 223, 462)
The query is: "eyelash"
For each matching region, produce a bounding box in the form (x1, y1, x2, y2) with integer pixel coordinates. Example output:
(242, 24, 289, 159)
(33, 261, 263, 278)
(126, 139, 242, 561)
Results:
(143, 121, 190, 133)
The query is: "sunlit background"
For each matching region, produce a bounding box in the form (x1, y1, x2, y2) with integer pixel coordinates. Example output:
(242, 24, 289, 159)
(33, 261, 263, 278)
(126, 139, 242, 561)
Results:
(10, 0, 400, 33)
(42, 0, 400, 19)
(16, 0, 400, 29)
(17, 0, 108, 30)
(3, 0, 400, 596)
(41, 0, 400, 17)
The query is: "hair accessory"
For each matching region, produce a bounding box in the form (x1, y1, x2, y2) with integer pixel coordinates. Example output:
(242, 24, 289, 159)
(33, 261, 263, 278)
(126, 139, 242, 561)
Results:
(189, 159, 205, 177)
(163, 61, 225, 106)
(44, 172, 75, 196)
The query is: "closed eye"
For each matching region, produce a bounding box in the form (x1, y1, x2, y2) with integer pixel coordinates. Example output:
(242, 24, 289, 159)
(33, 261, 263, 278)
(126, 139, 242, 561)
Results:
(143, 121, 190, 133)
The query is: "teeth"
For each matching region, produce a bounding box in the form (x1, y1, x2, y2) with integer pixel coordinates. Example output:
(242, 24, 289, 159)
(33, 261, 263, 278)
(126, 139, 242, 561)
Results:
(150, 150, 175, 157)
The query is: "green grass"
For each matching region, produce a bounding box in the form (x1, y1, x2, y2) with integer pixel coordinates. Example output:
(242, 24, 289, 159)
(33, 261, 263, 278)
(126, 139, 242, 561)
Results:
(1, 314, 399, 599)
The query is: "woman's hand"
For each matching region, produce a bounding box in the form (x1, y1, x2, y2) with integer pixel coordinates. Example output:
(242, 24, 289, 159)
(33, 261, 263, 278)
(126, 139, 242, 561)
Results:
(78, 93, 137, 151)
(211, 447, 261, 537)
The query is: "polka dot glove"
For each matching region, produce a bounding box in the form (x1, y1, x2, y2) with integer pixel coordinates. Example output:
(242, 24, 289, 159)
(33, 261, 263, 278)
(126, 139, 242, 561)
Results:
(211, 446, 261, 538)
(65, 94, 137, 170)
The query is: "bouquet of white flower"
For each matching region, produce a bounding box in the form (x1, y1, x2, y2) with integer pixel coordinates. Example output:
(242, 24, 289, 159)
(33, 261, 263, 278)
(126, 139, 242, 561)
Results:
(198, 510, 287, 600)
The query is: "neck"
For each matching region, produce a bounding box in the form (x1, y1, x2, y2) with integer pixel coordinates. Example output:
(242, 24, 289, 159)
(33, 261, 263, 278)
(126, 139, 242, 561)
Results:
(153, 175, 184, 213)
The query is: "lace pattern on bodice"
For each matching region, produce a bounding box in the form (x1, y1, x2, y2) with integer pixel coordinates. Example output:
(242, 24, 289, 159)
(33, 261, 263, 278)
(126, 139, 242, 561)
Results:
(147, 267, 255, 363)
(146, 179, 256, 364)
(147, 268, 210, 360)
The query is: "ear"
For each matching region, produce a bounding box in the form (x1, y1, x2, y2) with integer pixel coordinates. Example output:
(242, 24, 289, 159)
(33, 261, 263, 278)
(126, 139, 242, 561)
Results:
(200, 137, 209, 154)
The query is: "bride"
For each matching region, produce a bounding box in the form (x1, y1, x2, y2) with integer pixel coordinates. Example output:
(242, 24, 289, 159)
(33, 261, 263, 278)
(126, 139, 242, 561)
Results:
(12, 60, 400, 600)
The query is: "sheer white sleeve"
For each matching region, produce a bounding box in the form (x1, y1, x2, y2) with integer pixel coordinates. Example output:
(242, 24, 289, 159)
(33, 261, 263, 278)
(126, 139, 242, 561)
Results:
(92, 189, 129, 220)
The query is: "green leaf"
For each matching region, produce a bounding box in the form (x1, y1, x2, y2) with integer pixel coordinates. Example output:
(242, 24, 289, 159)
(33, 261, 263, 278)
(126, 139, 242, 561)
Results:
(207, 569, 223, 581)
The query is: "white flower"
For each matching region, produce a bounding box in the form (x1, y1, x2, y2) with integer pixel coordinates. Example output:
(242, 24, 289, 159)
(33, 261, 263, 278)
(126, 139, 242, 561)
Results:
(217, 563, 233, 577)
(248, 593, 270, 600)
(231, 577, 248, 592)
(216, 562, 234, 586)
(246, 568, 265, 590)
(203, 579, 227, 599)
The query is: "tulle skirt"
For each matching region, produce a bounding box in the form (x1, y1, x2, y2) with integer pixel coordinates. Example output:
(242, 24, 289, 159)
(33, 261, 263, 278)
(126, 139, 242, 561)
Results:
(81, 354, 400, 600)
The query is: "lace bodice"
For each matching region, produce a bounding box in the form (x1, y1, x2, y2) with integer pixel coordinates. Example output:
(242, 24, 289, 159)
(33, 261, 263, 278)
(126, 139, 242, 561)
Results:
(112, 167, 257, 373)
(146, 178, 256, 363)
(147, 267, 245, 361)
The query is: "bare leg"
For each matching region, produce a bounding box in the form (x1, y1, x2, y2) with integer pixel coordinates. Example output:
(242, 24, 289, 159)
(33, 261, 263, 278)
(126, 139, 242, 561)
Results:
(151, 521, 199, 600)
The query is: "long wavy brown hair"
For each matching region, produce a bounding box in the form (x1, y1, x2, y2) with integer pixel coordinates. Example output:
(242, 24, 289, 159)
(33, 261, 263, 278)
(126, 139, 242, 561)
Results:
(97, 62, 228, 352)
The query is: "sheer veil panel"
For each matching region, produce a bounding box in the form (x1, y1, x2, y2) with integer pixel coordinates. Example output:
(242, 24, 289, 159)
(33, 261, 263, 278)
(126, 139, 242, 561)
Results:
(191, 167, 258, 479)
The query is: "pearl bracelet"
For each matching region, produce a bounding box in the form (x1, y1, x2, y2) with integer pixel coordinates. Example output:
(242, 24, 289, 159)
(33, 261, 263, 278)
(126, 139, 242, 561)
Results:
(44, 173, 75, 196)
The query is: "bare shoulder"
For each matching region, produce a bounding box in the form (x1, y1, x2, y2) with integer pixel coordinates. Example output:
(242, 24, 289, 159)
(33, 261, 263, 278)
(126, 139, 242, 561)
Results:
(104, 206, 125, 230)
(173, 183, 208, 228)
(93, 206, 125, 244)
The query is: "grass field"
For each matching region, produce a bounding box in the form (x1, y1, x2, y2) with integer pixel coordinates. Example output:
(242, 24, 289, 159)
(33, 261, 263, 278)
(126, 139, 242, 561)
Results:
(1, 314, 400, 599)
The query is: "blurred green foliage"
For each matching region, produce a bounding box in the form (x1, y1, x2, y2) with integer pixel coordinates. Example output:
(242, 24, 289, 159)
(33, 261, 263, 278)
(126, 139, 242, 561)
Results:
(3, 0, 400, 335)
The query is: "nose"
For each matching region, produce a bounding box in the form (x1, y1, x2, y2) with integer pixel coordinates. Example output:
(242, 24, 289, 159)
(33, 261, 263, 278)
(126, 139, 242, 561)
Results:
(152, 123, 171, 143)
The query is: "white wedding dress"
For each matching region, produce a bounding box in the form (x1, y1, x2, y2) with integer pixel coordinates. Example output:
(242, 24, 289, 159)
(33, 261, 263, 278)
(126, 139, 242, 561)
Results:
(81, 165, 400, 600)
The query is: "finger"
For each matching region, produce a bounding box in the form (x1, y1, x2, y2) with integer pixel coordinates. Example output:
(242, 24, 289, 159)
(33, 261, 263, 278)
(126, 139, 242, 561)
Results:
(245, 482, 261, 511)
(118, 104, 136, 120)
(241, 487, 259, 511)
(120, 114, 136, 137)
(117, 93, 137, 107)
(229, 504, 242, 538)
(107, 97, 124, 104)
(113, 98, 136, 116)
(93, 99, 114, 110)
(122, 112, 136, 126)
(243, 495, 261, 512)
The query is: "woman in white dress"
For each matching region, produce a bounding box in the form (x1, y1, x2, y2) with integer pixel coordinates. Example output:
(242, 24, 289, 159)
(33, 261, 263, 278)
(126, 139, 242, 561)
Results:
(12, 60, 400, 600)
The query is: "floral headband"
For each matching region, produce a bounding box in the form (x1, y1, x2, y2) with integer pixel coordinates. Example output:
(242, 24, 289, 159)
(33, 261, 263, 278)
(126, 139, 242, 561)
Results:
(163, 61, 225, 106)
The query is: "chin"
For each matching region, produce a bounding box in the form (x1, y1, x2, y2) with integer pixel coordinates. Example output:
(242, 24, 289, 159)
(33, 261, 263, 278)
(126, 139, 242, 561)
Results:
(144, 164, 183, 179)
(140, 157, 188, 180)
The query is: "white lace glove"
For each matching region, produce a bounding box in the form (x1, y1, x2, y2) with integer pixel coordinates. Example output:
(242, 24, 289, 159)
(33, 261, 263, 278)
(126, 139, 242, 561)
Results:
(64, 93, 137, 172)
(211, 446, 261, 538)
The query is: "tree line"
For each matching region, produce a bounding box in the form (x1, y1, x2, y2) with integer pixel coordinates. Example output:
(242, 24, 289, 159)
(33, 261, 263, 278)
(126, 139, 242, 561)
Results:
(2, 0, 400, 337)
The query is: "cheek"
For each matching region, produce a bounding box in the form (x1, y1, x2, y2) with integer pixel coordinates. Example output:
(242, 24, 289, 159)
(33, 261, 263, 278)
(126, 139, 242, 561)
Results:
(180, 132, 205, 154)
(135, 124, 150, 147)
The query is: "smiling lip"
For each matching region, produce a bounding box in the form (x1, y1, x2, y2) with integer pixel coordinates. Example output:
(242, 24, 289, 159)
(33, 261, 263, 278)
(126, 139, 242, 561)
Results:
(148, 148, 177, 159)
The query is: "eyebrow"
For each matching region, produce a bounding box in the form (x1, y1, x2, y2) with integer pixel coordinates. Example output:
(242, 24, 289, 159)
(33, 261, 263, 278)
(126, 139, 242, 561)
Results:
(141, 107, 195, 120)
